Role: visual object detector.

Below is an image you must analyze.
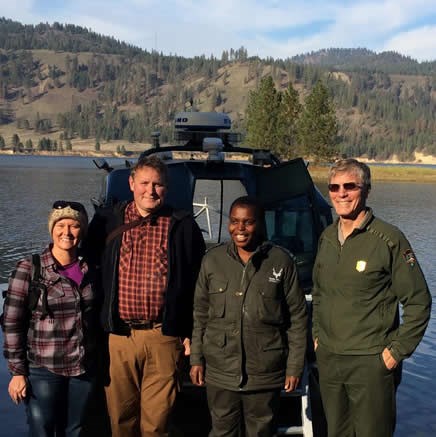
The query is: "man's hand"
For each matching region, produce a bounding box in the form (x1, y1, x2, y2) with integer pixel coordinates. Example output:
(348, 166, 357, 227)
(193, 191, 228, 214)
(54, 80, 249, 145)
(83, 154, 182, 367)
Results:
(182, 337, 191, 356)
(314, 337, 319, 351)
(284, 376, 300, 392)
(190, 365, 205, 386)
(382, 347, 398, 370)
(8, 375, 28, 404)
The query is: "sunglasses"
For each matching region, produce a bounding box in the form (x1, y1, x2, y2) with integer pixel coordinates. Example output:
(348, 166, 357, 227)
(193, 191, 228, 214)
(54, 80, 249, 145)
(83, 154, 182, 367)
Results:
(52, 200, 86, 213)
(328, 182, 363, 192)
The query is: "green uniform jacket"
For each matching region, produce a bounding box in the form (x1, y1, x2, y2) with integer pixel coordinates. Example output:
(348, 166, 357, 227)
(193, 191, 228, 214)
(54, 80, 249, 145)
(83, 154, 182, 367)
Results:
(190, 241, 308, 391)
(312, 209, 431, 362)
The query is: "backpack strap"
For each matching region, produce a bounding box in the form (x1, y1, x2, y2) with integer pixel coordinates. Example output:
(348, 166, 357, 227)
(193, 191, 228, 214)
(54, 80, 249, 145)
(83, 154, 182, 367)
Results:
(28, 254, 52, 320)
(30, 253, 41, 283)
(105, 217, 147, 245)
(105, 206, 189, 245)
(1, 254, 52, 332)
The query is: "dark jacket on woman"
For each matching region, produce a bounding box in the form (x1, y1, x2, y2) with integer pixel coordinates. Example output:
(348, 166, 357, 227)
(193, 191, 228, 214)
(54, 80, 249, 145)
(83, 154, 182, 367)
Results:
(84, 201, 205, 339)
(190, 241, 308, 391)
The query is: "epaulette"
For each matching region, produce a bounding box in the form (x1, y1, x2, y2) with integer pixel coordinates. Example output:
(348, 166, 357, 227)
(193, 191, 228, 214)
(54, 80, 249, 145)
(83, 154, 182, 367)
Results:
(367, 226, 395, 249)
(268, 242, 297, 261)
(205, 242, 226, 253)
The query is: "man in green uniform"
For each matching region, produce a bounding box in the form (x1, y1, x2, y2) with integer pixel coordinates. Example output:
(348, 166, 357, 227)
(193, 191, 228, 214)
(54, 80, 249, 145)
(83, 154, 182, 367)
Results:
(190, 196, 308, 436)
(312, 158, 431, 437)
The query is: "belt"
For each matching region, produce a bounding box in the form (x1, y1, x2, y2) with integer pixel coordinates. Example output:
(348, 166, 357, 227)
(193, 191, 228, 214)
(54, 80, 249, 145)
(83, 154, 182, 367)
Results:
(124, 320, 160, 330)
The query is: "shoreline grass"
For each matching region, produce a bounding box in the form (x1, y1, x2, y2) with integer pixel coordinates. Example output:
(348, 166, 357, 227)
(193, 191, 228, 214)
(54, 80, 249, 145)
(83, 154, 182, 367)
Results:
(308, 164, 436, 183)
(2, 150, 436, 183)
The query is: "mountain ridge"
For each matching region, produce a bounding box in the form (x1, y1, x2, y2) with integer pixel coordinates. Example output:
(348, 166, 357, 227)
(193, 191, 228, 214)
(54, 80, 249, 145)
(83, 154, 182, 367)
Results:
(0, 18, 435, 160)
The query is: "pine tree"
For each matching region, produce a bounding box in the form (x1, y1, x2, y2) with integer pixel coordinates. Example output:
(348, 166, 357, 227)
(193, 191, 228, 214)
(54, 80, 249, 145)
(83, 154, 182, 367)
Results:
(12, 133, 20, 149)
(244, 76, 281, 153)
(24, 138, 33, 151)
(298, 80, 339, 162)
(277, 82, 303, 159)
(95, 136, 101, 151)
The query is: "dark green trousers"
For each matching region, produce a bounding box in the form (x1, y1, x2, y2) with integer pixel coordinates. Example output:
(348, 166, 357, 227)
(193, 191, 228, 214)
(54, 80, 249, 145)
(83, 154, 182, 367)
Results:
(316, 345, 397, 437)
(206, 384, 281, 437)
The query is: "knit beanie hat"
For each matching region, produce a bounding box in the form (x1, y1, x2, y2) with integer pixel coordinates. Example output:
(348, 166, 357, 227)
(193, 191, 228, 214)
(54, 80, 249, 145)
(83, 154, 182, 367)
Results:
(48, 201, 88, 237)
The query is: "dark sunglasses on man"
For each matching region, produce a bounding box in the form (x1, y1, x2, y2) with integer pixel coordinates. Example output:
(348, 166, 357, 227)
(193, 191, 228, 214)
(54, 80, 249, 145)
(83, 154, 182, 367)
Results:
(327, 182, 363, 192)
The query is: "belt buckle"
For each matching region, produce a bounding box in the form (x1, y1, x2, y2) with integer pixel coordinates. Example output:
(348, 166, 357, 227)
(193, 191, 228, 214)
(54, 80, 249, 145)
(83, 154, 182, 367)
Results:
(127, 320, 152, 330)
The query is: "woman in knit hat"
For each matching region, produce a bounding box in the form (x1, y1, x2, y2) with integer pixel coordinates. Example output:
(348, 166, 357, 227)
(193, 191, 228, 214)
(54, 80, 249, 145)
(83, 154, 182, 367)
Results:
(3, 200, 98, 437)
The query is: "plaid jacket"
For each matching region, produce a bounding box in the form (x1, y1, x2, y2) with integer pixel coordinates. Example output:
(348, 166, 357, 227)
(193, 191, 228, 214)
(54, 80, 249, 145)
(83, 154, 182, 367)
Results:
(3, 246, 97, 376)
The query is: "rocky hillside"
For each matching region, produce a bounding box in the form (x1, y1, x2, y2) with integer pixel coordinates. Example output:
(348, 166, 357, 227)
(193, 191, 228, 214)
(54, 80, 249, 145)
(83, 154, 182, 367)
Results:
(0, 18, 435, 160)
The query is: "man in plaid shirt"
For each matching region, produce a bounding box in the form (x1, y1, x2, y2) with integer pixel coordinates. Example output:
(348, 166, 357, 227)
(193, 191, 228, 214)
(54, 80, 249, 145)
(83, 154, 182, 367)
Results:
(85, 156, 205, 436)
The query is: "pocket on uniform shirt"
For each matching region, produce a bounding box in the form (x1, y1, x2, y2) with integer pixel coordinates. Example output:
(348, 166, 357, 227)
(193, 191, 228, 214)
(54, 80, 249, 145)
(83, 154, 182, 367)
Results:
(207, 279, 227, 318)
(256, 283, 283, 325)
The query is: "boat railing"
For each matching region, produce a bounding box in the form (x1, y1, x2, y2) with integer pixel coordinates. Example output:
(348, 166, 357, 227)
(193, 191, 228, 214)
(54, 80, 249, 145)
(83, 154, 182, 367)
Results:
(193, 197, 213, 239)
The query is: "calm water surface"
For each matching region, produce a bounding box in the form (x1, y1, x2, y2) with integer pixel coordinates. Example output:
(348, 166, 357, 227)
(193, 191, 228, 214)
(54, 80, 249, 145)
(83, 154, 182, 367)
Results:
(0, 155, 435, 436)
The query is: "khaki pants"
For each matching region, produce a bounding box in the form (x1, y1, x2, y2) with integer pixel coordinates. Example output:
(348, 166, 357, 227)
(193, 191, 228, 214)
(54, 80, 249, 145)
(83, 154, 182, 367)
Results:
(105, 327, 183, 437)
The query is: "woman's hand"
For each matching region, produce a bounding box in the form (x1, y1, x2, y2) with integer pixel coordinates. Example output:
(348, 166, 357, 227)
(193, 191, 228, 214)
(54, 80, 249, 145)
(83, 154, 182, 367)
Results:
(190, 365, 205, 386)
(284, 376, 300, 392)
(8, 375, 28, 404)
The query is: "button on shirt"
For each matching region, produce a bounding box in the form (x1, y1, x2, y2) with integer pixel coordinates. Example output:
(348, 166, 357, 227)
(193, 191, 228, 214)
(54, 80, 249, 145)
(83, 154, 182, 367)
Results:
(118, 202, 170, 322)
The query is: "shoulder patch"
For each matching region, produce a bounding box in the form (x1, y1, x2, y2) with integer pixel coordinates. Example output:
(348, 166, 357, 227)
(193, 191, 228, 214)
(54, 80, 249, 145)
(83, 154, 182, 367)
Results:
(269, 267, 283, 283)
(402, 249, 416, 267)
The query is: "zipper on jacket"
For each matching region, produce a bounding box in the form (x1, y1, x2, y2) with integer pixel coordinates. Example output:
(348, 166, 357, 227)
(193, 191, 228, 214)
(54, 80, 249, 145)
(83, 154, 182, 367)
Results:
(226, 250, 249, 387)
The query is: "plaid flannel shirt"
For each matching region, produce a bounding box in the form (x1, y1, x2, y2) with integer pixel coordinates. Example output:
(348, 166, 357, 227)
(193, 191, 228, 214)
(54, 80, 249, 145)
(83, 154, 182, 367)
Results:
(118, 202, 170, 321)
(3, 246, 96, 376)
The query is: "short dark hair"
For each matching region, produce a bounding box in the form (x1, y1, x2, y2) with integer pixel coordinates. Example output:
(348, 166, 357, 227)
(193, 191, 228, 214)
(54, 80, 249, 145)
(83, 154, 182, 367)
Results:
(229, 196, 267, 241)
(131, 155, 168, 185)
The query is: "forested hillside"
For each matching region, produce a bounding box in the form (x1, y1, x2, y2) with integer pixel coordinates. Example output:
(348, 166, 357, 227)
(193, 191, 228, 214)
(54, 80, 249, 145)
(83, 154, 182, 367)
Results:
(0, 17, 435, 160)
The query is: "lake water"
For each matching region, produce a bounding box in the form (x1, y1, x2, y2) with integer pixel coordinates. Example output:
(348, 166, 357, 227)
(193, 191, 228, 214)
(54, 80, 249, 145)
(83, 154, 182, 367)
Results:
(0, 154, 435, 436)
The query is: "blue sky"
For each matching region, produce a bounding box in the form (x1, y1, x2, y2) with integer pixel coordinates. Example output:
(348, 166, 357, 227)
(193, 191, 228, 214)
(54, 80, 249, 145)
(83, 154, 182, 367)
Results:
(1, 0, 435, 62)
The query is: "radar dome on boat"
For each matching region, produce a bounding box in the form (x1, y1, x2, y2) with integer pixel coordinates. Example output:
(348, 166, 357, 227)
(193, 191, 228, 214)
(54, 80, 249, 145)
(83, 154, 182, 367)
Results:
(174, 112, 231, 131)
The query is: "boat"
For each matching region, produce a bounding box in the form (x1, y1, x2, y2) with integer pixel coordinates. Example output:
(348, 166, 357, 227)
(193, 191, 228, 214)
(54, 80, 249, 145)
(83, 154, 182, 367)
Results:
(91, 111, 332, 436)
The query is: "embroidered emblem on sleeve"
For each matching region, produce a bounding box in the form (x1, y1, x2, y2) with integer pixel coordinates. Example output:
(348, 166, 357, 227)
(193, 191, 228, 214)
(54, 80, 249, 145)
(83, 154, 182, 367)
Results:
(269, 267, 283, 283)
(403, 249, 416, 267)
(355, 260, 367, 272)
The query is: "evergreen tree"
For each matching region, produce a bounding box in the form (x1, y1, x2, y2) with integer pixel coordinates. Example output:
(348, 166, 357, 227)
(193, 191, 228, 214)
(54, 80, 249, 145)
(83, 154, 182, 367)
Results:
(12, 133, 20, 148)
(95, 137, 101, 151)
(24, 138, 33, 151)
(298, 80, 339, 162)
(277, 82, 303, 159)
(244, 76, 281, 152)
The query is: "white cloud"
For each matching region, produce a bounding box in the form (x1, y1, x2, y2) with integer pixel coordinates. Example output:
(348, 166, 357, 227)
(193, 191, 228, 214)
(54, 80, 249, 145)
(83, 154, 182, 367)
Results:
(0, 0, 435, 61)
(382, 26, 436, 62)
(0, 0, 37, 23)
